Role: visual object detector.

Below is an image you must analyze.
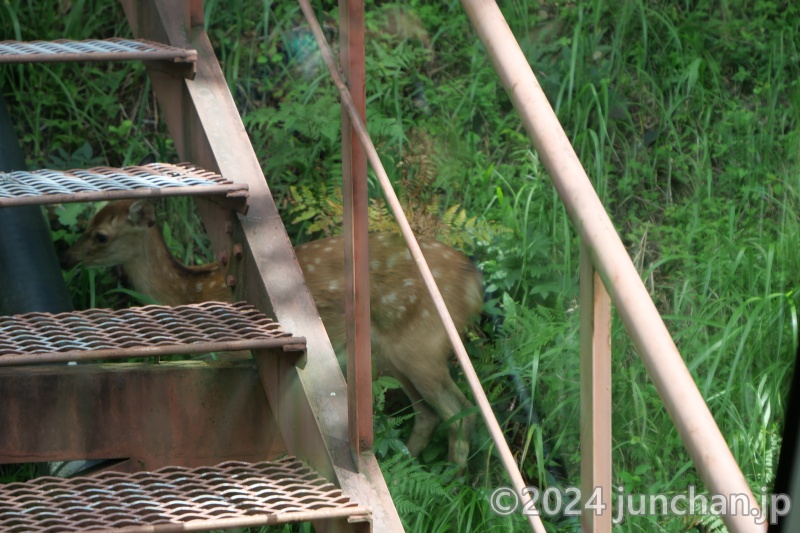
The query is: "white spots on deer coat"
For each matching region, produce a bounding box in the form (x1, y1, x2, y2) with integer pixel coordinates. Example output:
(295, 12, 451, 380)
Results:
(381, 292, 398, 305)
(403, 278, 415, 287)
(323, 246, 333, 253)
(328, 279, 340, 291)
(387, 252, 404, 268)
(195, 282, 204, 293)
(370, 259, 381, 270)
(306, 264, 316, 273)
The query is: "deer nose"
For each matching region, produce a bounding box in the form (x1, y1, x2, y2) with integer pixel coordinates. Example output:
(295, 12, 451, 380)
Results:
(60, 250, 78, 270)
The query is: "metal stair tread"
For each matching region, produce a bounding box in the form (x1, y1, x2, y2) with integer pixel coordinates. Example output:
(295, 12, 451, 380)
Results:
(0, 456, 370, 532)
(0, 38, 196, 64)
(0, 162, 248, 211)
(0, 301, 306, 366)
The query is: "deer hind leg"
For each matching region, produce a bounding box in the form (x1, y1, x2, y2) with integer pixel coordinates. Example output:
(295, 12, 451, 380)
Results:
(426, 376, 474, 466)
(382, 340, 474, 465)
(385, 367, 440, 457)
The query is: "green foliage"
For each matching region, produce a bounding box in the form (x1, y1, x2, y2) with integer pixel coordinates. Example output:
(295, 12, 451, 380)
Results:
(3, 0, 799, 530)
(489, 293, 580, 484)
(380, 452, 532, 532)
(286, 124, 513, 249)
(244, 91, 343, 196)
(373, 376, 414, 458)
(287, 181, 509, 252)
(287, 183, 399, 238)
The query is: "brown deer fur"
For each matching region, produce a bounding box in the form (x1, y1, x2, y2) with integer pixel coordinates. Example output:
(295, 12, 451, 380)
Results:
(63, 199, 483, 465)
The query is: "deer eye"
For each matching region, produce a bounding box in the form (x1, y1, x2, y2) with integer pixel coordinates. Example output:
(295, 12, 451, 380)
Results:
(93, 232, 109, 244)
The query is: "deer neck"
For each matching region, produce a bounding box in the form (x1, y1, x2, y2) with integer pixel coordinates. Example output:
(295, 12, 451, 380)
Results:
(120, 227, 220, 306)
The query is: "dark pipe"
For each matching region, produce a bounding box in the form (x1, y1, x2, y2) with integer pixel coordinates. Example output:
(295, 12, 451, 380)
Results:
(0, 96, 73, 314)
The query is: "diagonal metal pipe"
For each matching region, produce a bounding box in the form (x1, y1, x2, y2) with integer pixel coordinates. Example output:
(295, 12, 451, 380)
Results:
(459, 0, 763, 531)
(297, 1, 546, 531)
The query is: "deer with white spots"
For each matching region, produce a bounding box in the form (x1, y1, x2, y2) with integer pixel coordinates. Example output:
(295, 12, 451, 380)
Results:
(62, 199, 229, 305)
(63, 199, 484, 466)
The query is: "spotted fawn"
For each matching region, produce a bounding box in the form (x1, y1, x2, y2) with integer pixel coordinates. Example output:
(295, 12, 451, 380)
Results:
(63, 199, 483, 465)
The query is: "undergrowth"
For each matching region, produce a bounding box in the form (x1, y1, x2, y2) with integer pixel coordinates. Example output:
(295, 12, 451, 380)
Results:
(1, 0, 799, 531)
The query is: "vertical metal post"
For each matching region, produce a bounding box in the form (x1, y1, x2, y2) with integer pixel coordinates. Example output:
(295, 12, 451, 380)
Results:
(339, 0, 373, 460)
(188, 0, 203, 28)
(580, 244, 612, 532)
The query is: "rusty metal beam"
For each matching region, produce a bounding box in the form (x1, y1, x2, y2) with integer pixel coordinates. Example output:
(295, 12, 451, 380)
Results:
(580, 245, 612, 532)
(338, 0, 373, 462)
(0, 456, 371, 532)
(0, 361, 285, 468)
(0, 163, 248, 211)
(0, 301, 304, 367)
(120, 1, 402, 529)
(120, 0, 234, 261)
(0, 38, 197, 69)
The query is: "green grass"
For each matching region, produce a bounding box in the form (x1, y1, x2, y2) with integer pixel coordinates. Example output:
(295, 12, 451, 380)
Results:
(2, 0, 799, 531)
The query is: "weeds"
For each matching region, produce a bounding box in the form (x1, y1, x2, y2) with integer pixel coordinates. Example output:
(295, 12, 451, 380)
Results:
(1, 0, 798, 530)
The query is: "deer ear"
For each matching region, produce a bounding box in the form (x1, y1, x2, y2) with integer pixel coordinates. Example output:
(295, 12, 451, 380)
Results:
(128, 200, 157, 228)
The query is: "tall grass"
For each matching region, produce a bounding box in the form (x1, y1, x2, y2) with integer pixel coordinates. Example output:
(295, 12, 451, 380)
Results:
(1, 0, 798, 531)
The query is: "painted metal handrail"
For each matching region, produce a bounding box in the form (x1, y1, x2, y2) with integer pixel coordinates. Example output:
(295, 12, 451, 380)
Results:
(459, 0, 763, 531)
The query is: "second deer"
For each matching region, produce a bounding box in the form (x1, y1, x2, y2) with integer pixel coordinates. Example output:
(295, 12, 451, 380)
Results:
(63, 199, 483, 465)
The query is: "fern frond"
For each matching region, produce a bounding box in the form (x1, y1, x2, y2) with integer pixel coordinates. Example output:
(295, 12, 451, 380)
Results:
(380, 454, 453, 520)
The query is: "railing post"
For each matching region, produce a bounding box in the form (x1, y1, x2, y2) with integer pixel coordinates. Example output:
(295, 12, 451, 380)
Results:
(338, 0, 373, 462)
(580, 244, 612, 532)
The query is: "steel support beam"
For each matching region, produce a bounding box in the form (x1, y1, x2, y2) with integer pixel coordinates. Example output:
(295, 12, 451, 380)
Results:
(0, 361, 284, 468)
(120, 1, 401, 529)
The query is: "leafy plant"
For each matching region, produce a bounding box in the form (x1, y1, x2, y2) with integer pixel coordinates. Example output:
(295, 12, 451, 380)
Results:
(3, 0, 798, 531)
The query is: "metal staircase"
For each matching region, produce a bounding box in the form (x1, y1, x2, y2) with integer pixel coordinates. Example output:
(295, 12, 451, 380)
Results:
(0, 38, 196, 65)
(0, 458, 370, 532)
(0, 301, 304, 365)
(0, 163, 248, 210)
(0, 1, 401, 531)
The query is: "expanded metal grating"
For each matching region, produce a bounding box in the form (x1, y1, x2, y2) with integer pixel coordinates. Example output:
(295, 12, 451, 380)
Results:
(0, 38, 196, 64)
(0, 162, 249, 210)
(0, 456, 370, 532)
(0, 301, 306, 366)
